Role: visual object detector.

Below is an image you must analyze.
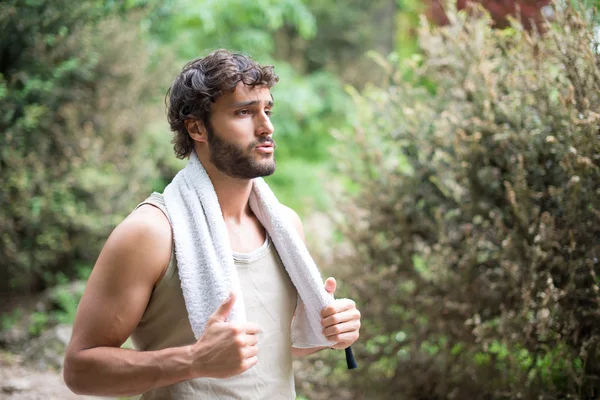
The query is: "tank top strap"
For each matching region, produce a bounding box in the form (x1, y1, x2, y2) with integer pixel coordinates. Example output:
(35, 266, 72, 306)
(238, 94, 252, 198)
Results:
(135, 192, 171, 223)
(135, 192, 176, 293)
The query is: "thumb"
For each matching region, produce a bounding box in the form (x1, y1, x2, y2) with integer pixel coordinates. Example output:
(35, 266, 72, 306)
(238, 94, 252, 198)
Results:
(209, 291, 236, 323)
(324, 277, 336, 297)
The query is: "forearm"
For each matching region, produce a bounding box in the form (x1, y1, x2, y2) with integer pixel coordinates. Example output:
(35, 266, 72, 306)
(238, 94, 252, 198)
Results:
(291, 346, 327, 357)
(64, 345, 195, 397)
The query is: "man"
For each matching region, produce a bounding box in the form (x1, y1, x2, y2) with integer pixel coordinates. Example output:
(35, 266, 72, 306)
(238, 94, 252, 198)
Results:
(63, 49, 361, 399)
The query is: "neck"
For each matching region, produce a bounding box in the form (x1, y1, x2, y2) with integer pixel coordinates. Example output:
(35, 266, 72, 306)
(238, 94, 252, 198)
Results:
(202, 160, 254, 223)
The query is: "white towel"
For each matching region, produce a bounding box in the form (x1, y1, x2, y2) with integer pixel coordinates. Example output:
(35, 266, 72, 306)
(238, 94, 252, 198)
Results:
(163, 151, 334, 348)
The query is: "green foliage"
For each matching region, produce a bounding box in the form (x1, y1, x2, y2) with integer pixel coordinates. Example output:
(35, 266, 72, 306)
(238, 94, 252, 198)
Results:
(0, 0, 167, 291)
(0, 0, 372, 295)
(0, 281, 86, 337)
(0, 308, 24, 332)
(143, 0, 354, 216)
(50, 287, 81, 324)
(310, 1, 600, 398)
(74, 263, 93, 281)
(274, 0, 399, 87)
(147, 0, 316, 62)
(28, 311, 49, 336)
(395, 0, 426, 60)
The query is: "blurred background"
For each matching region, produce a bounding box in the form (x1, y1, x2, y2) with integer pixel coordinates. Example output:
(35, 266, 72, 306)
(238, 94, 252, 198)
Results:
(1, 0, 599, 398)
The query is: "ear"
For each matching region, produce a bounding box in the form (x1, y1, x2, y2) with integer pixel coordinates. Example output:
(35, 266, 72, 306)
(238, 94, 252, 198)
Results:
(184, 119, 208, 144)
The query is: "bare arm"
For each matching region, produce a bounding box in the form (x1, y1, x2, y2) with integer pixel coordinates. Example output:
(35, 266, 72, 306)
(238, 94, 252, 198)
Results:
(64, 206, 184, 396)
(64, 206, 260, 397)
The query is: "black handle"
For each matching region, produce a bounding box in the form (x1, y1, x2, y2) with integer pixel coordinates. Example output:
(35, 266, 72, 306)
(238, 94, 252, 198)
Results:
(345, 346, 357, 369)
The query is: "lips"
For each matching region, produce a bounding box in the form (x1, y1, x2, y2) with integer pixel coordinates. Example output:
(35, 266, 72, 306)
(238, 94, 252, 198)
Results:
(255, 142, 275, 154)
(255, 139, 275, 150)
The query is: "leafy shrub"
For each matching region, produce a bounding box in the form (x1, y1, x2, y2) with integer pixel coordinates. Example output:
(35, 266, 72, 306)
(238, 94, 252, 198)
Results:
(0, 1, 167, 292)
(28, 311, 49, 336)
(311, 2, 600, 399)
(0, 308, 23, 332)
(0, 281, 86, 343)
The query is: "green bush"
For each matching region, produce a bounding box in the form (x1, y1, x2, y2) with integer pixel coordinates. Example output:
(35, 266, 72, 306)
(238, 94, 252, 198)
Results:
(0, 1, 166, 292)
(315, 2, 600, 399)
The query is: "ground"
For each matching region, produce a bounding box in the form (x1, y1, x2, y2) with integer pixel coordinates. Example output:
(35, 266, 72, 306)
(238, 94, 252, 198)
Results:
(0, 351, 114, 400)
(0, 336, 118, 400)
(0, 363, 83, 400)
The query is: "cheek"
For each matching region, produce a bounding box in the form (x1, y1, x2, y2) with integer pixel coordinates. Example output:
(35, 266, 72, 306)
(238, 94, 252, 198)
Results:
(233, 120, 254, 137)
(227, 118, 254, 139)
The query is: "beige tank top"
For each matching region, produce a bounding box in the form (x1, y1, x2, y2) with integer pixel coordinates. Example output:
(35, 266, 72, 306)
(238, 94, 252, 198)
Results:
(130, 193, 298, 399)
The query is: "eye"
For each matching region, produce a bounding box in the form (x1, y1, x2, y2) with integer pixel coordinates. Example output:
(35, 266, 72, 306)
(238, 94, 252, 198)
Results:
(265, 109, 273, 117)
(236, 109, 251, 116)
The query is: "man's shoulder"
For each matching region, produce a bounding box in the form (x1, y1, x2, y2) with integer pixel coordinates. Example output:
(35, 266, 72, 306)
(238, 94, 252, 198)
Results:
(89, 202, 173, 292)
(123, 203, 172, 243)
(104, 204, 172, 263)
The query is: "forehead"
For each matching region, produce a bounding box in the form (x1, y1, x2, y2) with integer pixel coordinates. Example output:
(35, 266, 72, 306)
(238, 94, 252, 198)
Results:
(215, 83, 272, 107)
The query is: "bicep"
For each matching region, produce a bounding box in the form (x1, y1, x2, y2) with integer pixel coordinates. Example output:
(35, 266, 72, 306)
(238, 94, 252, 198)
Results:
(68, 211, 171, 352)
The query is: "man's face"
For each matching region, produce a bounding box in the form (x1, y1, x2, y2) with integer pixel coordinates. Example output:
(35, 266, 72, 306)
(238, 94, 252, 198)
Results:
(206, 83, 276, 179)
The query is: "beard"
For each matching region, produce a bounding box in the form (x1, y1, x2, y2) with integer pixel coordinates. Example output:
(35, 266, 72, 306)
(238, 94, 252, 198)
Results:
(206, 123, 276, 180)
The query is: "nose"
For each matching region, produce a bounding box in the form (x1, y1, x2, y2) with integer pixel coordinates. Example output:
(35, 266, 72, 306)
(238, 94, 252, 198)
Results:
(257, 111, 274, 136)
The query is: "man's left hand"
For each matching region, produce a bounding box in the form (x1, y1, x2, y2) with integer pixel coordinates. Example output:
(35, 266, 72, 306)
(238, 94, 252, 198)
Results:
(321, 277, 361, 350)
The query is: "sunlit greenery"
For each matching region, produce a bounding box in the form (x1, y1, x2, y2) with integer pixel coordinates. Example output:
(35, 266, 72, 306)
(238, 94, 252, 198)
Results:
(3, 0, 599, 399)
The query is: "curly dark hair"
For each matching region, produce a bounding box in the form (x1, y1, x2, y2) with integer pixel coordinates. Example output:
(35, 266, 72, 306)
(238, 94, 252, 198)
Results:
(166, 49, 279, 159)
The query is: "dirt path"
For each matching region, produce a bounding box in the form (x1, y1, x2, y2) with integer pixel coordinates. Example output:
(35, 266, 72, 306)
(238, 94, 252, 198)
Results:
(1, 364, 81, 400)
(0, 355, 115, 400)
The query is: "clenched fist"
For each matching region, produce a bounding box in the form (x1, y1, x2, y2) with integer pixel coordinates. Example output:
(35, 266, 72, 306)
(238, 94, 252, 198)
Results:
(321, 277, 361, 350)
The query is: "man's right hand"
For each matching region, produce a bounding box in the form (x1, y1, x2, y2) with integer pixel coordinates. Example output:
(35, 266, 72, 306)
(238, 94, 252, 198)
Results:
(189, 292, 261, 379)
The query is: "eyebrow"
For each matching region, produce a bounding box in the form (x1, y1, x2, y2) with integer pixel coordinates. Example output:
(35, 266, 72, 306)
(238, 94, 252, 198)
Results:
(229, 99, 274, 108)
